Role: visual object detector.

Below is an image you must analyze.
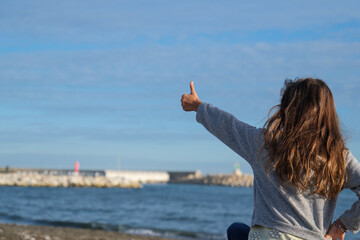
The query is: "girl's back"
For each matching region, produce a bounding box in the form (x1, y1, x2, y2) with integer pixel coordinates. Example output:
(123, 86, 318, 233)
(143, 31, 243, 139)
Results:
(181, 78, 360, 240)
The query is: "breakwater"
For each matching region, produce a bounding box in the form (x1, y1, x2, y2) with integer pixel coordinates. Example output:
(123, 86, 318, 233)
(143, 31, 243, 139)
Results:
(0, 168, 254, 188)
(169, 172, 254, 187)
(0, 171, 141, 188)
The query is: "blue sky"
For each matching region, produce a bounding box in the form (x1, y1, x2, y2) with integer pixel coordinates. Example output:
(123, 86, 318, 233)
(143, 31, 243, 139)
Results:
(1, 1, 360, 174)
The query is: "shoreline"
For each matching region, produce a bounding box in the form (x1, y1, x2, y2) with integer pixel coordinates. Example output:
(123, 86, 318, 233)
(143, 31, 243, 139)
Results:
(0, 223, 179, 240)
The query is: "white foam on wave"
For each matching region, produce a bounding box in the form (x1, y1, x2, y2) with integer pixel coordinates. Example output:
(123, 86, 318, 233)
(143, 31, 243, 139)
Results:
(125, 228, 162, 237)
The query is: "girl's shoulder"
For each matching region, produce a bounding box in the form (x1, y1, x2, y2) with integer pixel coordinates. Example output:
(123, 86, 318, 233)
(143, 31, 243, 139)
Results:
(343, 150, 360, 189)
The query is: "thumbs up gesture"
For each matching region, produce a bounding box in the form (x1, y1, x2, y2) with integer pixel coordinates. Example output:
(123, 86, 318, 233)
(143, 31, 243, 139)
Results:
(181, 81, 202, 112)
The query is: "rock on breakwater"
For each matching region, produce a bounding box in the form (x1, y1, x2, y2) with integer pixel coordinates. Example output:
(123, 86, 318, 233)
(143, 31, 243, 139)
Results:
(0, 172, 141, 188)
(169, 173, 254, 187)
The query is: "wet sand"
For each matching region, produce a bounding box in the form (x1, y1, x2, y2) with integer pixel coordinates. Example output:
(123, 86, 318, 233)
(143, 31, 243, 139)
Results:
(0, 223, 177, 240)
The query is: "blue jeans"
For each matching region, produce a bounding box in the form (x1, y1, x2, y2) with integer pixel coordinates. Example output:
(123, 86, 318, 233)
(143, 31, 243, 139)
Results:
(227, 222, 250, 240)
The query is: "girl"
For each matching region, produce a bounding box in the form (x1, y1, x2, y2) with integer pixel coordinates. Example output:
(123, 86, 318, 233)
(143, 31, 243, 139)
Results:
(181, 78, 360, 240)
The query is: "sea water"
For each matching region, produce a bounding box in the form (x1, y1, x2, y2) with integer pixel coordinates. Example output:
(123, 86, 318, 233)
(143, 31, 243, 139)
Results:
(0, 184, 358, 240)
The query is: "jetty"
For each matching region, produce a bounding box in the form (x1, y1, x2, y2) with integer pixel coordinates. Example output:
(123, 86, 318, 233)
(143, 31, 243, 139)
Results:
(0, 167, 253, 188)
(0, 169, 141, 188)
(168, 171, 253, 187)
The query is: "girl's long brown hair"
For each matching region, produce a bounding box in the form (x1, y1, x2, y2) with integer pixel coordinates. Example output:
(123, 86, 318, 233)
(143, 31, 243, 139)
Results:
(263, 78, 346, 199)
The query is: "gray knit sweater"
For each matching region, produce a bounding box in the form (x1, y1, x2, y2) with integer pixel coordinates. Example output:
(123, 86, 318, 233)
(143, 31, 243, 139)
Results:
(196, 103, 360, 240)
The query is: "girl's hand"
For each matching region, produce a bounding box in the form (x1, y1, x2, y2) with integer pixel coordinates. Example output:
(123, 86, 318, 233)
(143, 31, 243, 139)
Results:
(325, 220, 346, 240)
(181, 81, 201, 112)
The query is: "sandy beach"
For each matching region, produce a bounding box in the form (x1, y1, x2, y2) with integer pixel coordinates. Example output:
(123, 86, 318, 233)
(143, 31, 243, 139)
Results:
(0, 223, 177, 240)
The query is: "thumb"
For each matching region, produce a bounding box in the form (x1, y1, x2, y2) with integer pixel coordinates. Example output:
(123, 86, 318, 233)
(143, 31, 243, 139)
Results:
(190, 81, 197, 95)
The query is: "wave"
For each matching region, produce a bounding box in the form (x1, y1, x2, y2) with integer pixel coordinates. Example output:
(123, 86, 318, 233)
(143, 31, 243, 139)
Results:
(0, 213, 225, 240)
(118, 225, 225, 240)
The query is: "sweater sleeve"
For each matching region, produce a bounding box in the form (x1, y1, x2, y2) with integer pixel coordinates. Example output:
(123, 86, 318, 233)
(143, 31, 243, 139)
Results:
(338, 151, 360, 234)
(196, 102, 262, 163)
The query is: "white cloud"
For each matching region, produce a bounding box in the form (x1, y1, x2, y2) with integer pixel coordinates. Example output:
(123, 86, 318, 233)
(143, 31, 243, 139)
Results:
(1, 0, 360, 171)
(1, 0, 360, 45)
